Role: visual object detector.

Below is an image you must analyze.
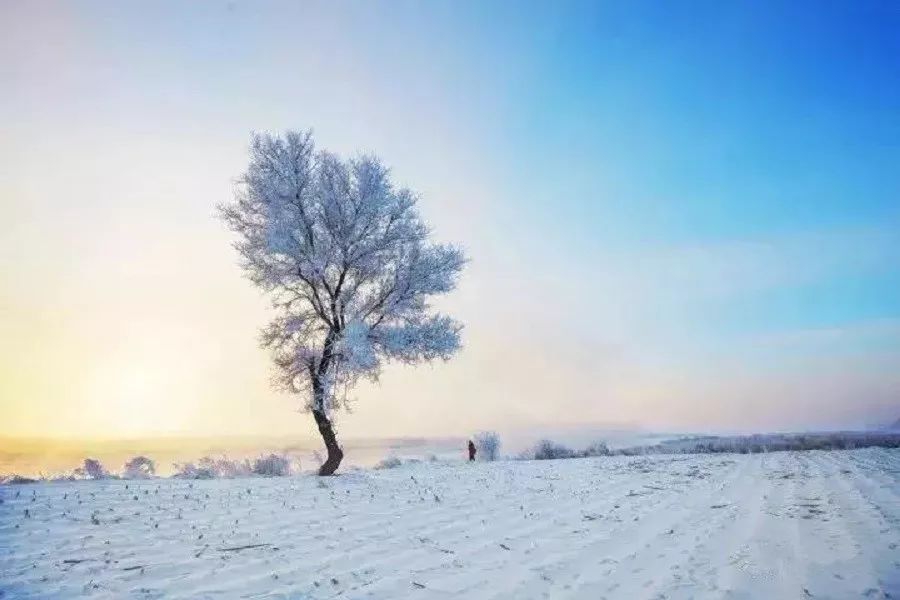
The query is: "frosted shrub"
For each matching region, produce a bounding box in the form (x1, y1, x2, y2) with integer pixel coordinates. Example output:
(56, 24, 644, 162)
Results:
(581, 441, 611, 457)
(123, 456, 156, 479)
(173, 456, 253, 479)
(206, 456, 252, 478)
(474, 431, 501, 461)
(252, 453, 292, 477)
(75, 458, 110, 480)
(2, 474, 39, 485)
(172, 462, 214, 479)
(532, 440, 577, 460)
(375, 456, 402, 469)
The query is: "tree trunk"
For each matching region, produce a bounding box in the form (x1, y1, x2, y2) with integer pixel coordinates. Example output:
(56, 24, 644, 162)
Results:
(312, 409, 344, 476)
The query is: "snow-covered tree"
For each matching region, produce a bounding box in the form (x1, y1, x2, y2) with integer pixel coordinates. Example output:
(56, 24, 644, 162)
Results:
(220, 131, 466, 475)
(123, 456, 156, 479)
(77, 458, 109, 480)
(474, 431, 501, 461)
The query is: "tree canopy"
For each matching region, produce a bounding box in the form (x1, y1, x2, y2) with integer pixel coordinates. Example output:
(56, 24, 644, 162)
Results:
(219, 130, 466, 417)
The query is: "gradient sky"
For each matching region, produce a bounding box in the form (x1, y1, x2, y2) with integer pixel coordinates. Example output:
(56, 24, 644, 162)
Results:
(2, 1, 898, 441)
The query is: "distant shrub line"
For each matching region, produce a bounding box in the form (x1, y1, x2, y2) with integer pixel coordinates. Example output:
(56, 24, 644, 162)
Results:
(3, 431, 898, 483)
(617, 432, 900, 455)
(173, 453, 293, 479)
(524, 439, 611, 460)
(1, 453, 297, 484)
(519, 432, 900, 460)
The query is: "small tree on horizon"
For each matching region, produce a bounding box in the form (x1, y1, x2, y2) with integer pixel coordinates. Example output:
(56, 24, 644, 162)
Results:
(474, 431, 501, 461)
(78, 458, 109, 480)
(219, 130, 466, 475)
(123, 455, 156, 479)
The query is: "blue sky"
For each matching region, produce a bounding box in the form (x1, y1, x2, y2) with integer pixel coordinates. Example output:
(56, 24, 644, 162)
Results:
(2, 1, 898, 438)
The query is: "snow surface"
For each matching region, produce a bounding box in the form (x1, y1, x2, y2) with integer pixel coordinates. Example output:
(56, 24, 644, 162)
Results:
(2, 449, 898, 599)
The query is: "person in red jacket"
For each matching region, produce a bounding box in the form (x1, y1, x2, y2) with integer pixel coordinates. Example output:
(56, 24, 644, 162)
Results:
(467, 439, 476, 461)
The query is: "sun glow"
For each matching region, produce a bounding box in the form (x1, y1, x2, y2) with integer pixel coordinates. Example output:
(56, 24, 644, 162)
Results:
(82, 360, 162, 436)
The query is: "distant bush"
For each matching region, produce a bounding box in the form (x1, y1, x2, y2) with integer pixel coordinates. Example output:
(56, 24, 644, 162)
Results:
(251, 453, 292, 477)
(173, 456, 252, 479)
(532, 439, 577, 460)
(2, 474, 39, 485)
(172, 462, 215, 479)
(75, 458, 111, 480)
(174, 454, 291, 478)
(474, 431, 501, 461)
(517, 439, 610, 461)
(211, 456, 253, 478)
(375, 456, 402, 469)
(580, 441, 611, 457)
(123, 456, 156, 479)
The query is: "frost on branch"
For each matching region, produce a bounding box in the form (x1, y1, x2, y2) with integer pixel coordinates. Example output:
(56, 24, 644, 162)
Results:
(219, 130, 466, 415)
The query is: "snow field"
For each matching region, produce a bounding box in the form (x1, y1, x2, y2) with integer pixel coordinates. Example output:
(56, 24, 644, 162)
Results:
(1, 449, 898, 599)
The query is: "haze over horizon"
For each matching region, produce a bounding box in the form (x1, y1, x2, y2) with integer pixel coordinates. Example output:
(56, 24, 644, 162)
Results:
(2, 1, 898, 444)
